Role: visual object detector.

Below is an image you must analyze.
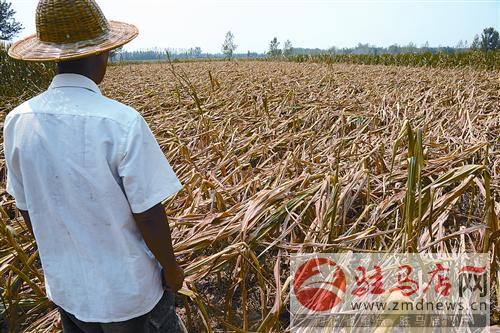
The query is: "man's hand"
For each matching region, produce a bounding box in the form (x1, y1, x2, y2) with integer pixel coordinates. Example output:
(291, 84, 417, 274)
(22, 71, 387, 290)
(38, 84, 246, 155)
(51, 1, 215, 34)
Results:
(132, 203, 184, 291)
(19, 209, 35, 238)
(162, 264, 185, 292)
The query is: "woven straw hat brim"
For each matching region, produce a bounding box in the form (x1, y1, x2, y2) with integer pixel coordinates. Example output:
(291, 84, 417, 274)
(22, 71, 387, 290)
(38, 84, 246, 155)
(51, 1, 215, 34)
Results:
(8, 21, 138, 62)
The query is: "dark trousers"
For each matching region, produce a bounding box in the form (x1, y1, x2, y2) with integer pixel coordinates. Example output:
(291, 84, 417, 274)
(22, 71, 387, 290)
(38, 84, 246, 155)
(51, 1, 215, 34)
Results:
(58, 290, 183, 333)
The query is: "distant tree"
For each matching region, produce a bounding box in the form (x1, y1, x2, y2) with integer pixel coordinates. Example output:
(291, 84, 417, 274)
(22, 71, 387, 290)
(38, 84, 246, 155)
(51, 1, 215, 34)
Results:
(471, 34, 480, 50)
(268, 37, 281, 57)
(188, 46, 202, 58)
(109, 46, 123, 62)
(403, 42, 418, 54)
(455, 39, 465, 49)
(421, 41, 430, 53)
(480, 27, 500, 53)
(0, 0, 23, 40)
(328, 46, 338, 55)
(222, 31, 237, 59)
(283, 39, 293, 57)
(353, 43, 368, 55)
(387, 44, 400, 54)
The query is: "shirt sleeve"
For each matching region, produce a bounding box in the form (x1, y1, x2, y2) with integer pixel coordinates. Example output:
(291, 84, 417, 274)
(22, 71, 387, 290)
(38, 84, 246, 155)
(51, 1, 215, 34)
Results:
(6, 164, 28, 211)
(4, 119, 28, 211)
(118, 115, 183, 213)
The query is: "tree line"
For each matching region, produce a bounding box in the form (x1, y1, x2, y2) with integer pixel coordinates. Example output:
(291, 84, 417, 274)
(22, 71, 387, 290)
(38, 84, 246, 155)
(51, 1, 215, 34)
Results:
(257, 27, 499, 59)
(0, 1, 498, 62)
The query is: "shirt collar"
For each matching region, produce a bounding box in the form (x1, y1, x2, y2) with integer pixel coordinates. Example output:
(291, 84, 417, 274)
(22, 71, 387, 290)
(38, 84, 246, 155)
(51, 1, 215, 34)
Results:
(49, 73, 102, 95)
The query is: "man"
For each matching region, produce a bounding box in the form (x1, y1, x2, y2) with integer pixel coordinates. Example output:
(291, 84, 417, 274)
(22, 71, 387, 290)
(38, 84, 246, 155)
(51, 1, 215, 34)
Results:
(6, 0, 185, 332)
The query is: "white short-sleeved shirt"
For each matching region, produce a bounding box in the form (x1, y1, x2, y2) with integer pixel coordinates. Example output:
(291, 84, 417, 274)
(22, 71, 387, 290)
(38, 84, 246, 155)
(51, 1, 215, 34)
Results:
(3, 73, 183, 322)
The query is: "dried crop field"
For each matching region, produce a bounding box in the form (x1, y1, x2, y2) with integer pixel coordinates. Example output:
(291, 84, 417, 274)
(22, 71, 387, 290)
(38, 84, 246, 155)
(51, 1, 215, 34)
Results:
(1, 60, 499, 332)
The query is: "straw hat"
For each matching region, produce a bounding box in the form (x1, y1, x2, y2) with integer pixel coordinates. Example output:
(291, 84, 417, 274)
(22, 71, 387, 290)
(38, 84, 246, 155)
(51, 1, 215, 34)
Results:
(8, 0, 138, 62)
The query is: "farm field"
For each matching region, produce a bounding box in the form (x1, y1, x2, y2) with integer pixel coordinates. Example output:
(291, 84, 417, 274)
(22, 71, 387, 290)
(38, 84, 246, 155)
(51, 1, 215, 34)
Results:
(1, 60, 499, 332)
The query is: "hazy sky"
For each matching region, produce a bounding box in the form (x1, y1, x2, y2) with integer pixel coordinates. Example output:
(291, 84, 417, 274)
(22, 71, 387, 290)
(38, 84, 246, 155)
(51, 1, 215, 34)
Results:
(9, 0, 500, 53)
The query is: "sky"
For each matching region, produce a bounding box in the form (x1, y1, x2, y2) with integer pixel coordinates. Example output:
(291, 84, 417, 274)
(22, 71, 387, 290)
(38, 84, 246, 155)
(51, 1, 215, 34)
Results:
(9, 0, 500, 54)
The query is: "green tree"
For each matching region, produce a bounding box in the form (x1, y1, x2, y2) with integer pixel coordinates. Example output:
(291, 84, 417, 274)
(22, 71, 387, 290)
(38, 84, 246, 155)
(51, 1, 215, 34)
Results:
(480, 27, 500, 53)
(283, 39, 293, 57)
(222, 31, 237, 59)
(268, 37, 281, 57)
(0, 0, 23, 40)
(471, 34, 480, 50)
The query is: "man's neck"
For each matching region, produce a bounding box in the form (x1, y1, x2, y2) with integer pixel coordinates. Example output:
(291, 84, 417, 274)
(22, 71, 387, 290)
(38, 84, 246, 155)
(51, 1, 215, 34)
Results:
(55, 53, 107, 85)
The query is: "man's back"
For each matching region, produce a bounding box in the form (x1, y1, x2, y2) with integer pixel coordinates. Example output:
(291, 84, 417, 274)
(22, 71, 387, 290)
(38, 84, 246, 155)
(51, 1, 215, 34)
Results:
(4, 73, 183, 322)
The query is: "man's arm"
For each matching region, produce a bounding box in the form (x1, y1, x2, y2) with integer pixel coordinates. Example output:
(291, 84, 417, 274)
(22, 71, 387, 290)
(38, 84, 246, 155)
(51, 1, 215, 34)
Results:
(132, 202, 184, 292)
(19, 209, 35, 239)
